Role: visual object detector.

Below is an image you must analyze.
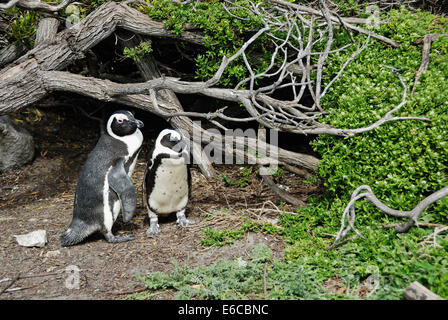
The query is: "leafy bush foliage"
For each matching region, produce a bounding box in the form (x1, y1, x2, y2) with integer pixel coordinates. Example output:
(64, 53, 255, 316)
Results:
(139, 0, 265, 86)
(6, 8, 37, 49)
(313, 8, 448, 224)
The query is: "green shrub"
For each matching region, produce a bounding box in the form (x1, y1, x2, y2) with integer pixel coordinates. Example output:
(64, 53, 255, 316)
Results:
(313, 8, 448, 224)
(9, 10, 37, 49)
(139, 0, 266, 86)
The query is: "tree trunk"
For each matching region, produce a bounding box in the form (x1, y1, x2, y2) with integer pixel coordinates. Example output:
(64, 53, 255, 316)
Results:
(0, 1, 202, 114)
(117, 31, 216, 178)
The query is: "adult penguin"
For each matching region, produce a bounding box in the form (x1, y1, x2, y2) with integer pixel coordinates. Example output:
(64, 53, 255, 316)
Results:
(143, 129, 195, 236)
(61, 110, 144, 246)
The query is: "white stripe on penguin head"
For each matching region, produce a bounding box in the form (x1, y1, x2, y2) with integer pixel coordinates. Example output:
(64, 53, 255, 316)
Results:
(106, 113, 129, 139)
(153, 129, 186, 159)
(106, 112, 143, 158)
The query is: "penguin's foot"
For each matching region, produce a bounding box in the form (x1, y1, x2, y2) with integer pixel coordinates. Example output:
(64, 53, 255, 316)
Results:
(176, 216, 196, 227)
(146, 224, 161, 237)
(104, 232, 134, 243)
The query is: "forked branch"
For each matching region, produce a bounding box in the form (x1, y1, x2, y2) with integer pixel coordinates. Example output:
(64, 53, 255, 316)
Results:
(329, 185, 448, 250)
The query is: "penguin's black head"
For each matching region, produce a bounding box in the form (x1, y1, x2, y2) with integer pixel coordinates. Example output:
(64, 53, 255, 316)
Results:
(160, 129, 187, 153)
(108, 110, 144, 137)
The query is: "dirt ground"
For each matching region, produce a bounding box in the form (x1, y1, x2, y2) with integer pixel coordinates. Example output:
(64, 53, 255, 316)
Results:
(0, 108, 320, 300)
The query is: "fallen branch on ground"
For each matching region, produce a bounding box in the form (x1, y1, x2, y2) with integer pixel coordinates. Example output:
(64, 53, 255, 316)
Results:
(329, 184, 448, 250)
(259, 167, 305, 208)
(411, 33, 442, 96)
(403, 281, 444, 300)
(418, 225, 448, 249)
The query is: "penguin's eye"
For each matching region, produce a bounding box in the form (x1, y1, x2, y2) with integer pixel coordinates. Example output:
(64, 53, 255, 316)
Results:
(117, 118, 124, 124)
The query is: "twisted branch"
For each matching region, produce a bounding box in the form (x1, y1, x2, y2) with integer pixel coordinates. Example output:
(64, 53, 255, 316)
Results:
(0, 0, 74, 12)
(329, 185, 448, 250)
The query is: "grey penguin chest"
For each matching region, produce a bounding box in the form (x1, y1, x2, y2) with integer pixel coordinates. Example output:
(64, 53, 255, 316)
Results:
(149, 162, 189, 215)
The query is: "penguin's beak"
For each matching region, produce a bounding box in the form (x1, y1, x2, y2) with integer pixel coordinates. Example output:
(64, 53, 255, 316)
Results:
(135, 119, 144, 128)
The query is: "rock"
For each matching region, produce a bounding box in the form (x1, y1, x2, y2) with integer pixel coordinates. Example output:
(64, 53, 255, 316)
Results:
(0, 115, 35, 172)
(14, 230, 47, 248)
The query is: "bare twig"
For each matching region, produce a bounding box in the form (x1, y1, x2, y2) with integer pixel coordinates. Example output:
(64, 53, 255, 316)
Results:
(259, 167, 305, 208)
(0, 0, 20, 10)
(113, 286, 148, 295)
(330, 184, 448, 250)
(268, 0, 401, 48)
(418, 225, 448, 249)
(0, 273, 20, 296)
(0, 0, 74, 12)
(263, 262, 268, 299)
(379, 222, 446, 229)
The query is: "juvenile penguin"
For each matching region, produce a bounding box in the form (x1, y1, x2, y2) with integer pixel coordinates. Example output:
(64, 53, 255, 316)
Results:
(143, 129, 195, 236)
(61, 110, 144, 246)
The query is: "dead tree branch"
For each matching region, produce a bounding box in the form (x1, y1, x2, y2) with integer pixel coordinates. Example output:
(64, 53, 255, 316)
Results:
(411, 33, 442, 96)
(329, 185, 448, 250)
(1, 0, 74, 12)
(268, 0, 401, 48)
(0, 1, 203, 114)
(1, 1, 427, 138)
(259, 168, 306, 207)
(403, 281, 444, 300)
(0, 42, 25, 68)
(0, 0, 20, 10)
(35, 17, 59, 45)
(30, 64, 429, 138)
(117, 31, 216, 178)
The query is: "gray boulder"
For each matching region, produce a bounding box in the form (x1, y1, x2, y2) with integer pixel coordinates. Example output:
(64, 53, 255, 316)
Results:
(0, 115, 35, 172)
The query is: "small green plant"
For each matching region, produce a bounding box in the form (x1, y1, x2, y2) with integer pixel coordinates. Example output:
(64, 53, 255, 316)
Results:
(200, 226, 245, 247)
(123, 40, 153, 62)
(200, 217, 281, 247)
(251, 243, 273, 263)
(10, 10, 37, 49)
(129, 244, 325, 299)
(238, 167, 252, 187)
(139, 0, 265, 87)
(221, 173, 236, 187)
(272, 167, 284, 183)
(221, 168, 253, 188)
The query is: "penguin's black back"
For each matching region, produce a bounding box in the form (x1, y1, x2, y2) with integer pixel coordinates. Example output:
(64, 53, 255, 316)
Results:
(72, 134, 128, 224)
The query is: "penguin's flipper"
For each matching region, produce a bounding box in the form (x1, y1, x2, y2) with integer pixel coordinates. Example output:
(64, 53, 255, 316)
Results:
(108, 159, 137, 223)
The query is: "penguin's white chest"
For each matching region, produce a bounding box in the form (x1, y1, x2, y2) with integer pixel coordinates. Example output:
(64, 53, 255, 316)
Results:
(122, 129, 143, 176)
(149, 161, 189, 215)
